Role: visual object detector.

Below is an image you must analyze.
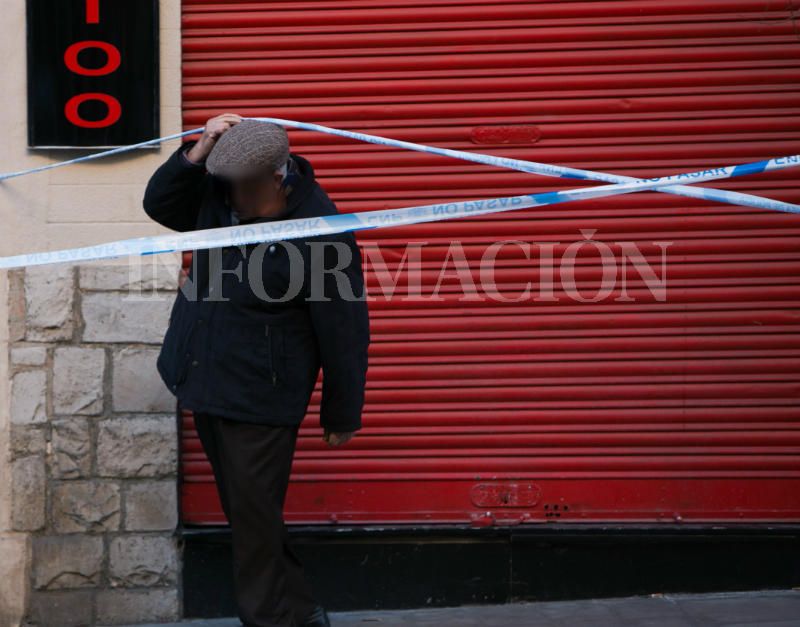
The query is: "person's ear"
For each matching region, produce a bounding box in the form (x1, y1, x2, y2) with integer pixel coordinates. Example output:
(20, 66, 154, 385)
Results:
(273, 171, 284, 190)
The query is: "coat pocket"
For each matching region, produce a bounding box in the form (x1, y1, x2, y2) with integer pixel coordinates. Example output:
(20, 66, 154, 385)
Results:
(157, 300, 197, 391)
(175, 320, 198, 386)
(265, 325, 287, 387)
(265, 325, 276, 386)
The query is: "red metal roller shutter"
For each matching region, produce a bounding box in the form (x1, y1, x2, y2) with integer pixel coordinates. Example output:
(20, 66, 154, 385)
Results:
(180, 0, 800, 525)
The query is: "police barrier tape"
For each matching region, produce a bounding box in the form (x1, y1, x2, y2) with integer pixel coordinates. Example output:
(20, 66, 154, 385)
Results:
(0, 119, 799, 270)
(2, 117, 799, 216)
(251, 117, 800, 216)
(2, 153, 800, 270)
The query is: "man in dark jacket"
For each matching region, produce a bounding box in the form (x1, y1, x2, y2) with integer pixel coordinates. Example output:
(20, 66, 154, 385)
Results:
(143, 114, 370, 627)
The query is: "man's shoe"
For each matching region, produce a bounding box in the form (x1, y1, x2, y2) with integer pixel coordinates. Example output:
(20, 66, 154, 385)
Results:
(299, 606, 331, 627)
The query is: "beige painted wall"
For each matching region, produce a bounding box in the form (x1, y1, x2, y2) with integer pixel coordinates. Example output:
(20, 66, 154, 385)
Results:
(0, 2, 183, 625)
(0, 0, 183, 257)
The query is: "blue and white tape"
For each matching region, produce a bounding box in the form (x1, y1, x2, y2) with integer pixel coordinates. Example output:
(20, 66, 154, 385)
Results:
(2, 117, 798, 215)
(251, 117, 800, 216)
(0, 128, 203, 182)
(0, 118, 798, 270)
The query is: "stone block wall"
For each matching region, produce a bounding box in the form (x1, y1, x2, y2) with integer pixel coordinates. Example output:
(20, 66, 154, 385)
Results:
(5, 261, 182, 626)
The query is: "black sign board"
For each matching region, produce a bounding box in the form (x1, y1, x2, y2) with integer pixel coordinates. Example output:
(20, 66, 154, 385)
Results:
(27, 0, 159, 148)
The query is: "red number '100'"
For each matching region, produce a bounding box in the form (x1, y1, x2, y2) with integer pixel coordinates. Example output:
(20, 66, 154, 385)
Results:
(64, 0, 122, 129)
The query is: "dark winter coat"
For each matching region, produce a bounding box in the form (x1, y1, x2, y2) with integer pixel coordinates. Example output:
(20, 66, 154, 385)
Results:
(143, 143, 369, 432)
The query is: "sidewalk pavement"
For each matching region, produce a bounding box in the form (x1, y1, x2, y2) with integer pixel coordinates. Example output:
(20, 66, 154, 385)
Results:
(119, 590, 800, 627)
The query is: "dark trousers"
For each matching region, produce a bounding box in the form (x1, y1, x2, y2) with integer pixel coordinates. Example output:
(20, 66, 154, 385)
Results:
(194, 413, 318, 627)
